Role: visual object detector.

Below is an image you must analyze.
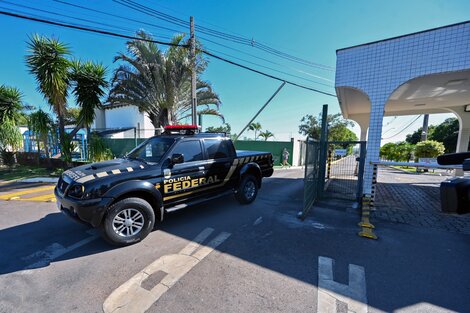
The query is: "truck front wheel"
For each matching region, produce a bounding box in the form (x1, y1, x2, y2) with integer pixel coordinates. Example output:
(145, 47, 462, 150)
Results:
(235, 174, 259, 204)
(103, 197, 155, 246)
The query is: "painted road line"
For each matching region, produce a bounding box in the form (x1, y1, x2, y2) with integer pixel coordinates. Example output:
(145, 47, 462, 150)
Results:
(0, 185, 55, 200)
(317, 256, 367, 313)
(21, 230, 99, 272)
(18, 193, 56, 202)
(103, 228, 231, 313)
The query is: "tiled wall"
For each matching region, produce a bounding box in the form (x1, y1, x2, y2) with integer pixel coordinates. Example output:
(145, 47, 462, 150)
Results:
(335, 22, 470, 194)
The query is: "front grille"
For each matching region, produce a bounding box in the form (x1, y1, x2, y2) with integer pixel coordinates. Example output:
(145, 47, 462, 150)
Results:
(57, 176, 69, 195)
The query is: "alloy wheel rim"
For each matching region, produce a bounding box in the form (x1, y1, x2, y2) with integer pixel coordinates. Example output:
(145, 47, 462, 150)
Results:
(244, 180, 256, 199)
(112, 208, 144, 237)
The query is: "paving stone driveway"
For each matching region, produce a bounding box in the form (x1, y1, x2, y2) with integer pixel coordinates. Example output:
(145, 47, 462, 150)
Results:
(372, 167, 470, 234)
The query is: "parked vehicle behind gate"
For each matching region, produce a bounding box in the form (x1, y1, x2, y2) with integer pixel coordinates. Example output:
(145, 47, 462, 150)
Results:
(55, 125, 274, 246)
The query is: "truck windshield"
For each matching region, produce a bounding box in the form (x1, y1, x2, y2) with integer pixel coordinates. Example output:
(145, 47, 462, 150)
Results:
(126, 137, 175, 164)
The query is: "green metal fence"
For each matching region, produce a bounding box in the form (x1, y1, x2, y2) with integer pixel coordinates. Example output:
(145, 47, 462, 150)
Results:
(233, 140, 294, 166)
(103, 138, 145, 157)
(324, 141, 367, 203)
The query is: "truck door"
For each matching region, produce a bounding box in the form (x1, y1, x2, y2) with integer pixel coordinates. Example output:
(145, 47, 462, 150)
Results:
(202, 139, 238, 191)
(161, 139, 206, 204)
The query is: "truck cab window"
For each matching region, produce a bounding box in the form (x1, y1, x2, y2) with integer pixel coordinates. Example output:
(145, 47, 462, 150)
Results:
(172, 140, 203, 162)
(204, 139, 233, 159)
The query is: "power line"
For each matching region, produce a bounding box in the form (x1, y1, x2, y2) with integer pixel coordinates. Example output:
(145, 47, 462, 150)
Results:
(53, 0, 185, 34)
(204, 46, 334, 88)
(201, 50, 337, 97)
(0, 9, 336, 97)
(113, 0, 335, 71)
(0, 10, 187, 47)
(2, 1, 139, 35)
(382, 115, 422, 139)
(51, 0, 334, 85)
(199, 35, 334, 83)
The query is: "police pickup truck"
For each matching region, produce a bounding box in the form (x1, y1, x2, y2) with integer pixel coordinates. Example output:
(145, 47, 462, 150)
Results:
(55, 125, 274, 246)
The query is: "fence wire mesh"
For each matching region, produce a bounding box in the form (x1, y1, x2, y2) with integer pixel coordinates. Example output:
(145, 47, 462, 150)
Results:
(324, 142, 366, 202)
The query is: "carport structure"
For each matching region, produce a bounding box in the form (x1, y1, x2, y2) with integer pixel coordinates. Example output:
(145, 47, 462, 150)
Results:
(335, 21, 470, 196)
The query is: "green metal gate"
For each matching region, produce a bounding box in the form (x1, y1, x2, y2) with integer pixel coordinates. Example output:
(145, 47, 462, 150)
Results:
(298, 104, 366, 219)
(324, 141, 367, 203)
(298, 138, 322, 219)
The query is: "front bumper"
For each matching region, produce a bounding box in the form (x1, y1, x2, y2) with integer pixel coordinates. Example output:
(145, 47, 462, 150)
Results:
(54, 187, 114, 227)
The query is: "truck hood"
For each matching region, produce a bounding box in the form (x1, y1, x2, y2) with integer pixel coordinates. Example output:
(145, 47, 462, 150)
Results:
(63, 158, 148, 183)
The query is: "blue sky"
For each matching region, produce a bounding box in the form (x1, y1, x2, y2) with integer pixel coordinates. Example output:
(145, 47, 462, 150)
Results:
(1, 0, 469, 142)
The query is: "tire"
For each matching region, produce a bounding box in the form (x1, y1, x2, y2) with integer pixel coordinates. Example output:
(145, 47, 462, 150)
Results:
(235, 174, 259, 204)
(102, 197, 155, 246)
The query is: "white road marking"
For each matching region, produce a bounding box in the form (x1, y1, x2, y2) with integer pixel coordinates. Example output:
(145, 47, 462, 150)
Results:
(253, 216, 263, 226)
(21, 230, 99, 272)
(317, 256, 368, 313)
(103, 228, 231, 313)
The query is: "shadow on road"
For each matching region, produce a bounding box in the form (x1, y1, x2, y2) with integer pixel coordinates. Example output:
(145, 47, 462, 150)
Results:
(1, 172, 469, 312)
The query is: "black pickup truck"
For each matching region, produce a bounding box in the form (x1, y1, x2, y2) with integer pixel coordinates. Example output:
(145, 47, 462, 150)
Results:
(55, 125, 274, 246)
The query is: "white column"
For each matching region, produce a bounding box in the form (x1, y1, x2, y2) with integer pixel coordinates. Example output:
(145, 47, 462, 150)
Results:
(350, 113, 370, 142)
(447, 106, 470, 176)
(456, 115, 470, 154)
(363, 98, 386, 195)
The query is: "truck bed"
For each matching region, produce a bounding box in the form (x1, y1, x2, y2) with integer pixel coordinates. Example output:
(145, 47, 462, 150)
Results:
(236, 150, 270, 158)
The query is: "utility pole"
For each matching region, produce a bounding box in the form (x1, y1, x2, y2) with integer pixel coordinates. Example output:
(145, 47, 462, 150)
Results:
(190, 16, 197, 126)
(421, 114, 429, 141)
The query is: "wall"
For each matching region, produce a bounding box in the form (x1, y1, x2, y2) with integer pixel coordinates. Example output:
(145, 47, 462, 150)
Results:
(234, 140, 294, 166)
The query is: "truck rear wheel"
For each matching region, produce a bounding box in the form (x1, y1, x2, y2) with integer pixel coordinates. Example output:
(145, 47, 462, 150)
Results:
(103, 197, 155, 246)
(235, 174, 258, 204)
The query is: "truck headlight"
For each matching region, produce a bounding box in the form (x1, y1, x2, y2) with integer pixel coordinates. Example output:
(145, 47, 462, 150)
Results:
(68, 184, 84, 199)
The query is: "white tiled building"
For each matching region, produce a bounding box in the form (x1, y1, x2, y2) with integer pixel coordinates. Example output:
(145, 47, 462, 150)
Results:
(335, 21, 470, 195)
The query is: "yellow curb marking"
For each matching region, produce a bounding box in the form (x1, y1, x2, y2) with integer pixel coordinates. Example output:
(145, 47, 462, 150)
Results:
(0, 185, 55, 200)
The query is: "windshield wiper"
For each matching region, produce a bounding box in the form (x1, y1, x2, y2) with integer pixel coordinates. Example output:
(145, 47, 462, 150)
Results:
(125, 155, 148, 164)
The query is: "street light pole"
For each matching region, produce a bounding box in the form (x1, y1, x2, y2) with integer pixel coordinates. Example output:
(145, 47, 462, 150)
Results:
(190, 16, 197, 126)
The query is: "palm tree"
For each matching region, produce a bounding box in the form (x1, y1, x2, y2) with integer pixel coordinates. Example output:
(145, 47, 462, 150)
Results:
(69, 60, 108, 136)
(29, 109, 53, 158)
(248, 122, 262, 140)
(108, 31, 222, 130)
(0, 85, 23, 166)
(26, 35, 108, 162)
(259, 130, 274, 141)
(26, 35, 70, 158)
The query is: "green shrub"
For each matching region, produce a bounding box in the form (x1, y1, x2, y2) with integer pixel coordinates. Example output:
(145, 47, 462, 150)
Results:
(414, 140, 445, 159)
(89, 134, 114, 162)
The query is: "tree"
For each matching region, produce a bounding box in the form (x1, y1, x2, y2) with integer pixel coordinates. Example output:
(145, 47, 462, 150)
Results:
(429, 118, 462, 153)
(259, 130, 274, 141)
(0, 85, 23, 166)
(26, 35, 70, 159)
(380, 142, 414, 162)
(69, 60, 108, 137)
(63, 107, 81, 126)
(29, 109, 53, 158)
(108, 31, 222, 130)
(26, 35, 108, 162)
(206, 123, 231, 134)
(414, 140, 445, 159)
(248, 122, 262, 140)
(405, 126, 435, 145)
(298, 113, 357, 141)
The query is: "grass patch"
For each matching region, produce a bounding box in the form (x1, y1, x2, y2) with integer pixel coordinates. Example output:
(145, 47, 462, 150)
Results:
(391, 165, 439, 174)
(0, 165, 62, 181)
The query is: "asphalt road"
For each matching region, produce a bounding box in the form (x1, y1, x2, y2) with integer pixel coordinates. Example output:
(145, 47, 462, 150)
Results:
(1, 168, 469, 313)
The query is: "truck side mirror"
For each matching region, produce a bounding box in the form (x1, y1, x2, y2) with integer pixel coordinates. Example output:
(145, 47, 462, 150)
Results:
(171, 153, 184, 165)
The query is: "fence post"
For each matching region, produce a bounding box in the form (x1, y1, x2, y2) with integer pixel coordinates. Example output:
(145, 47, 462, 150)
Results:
(356, 142, 367, 205)
(317, 104, 328, 198)
(326, 149, 332, 179)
